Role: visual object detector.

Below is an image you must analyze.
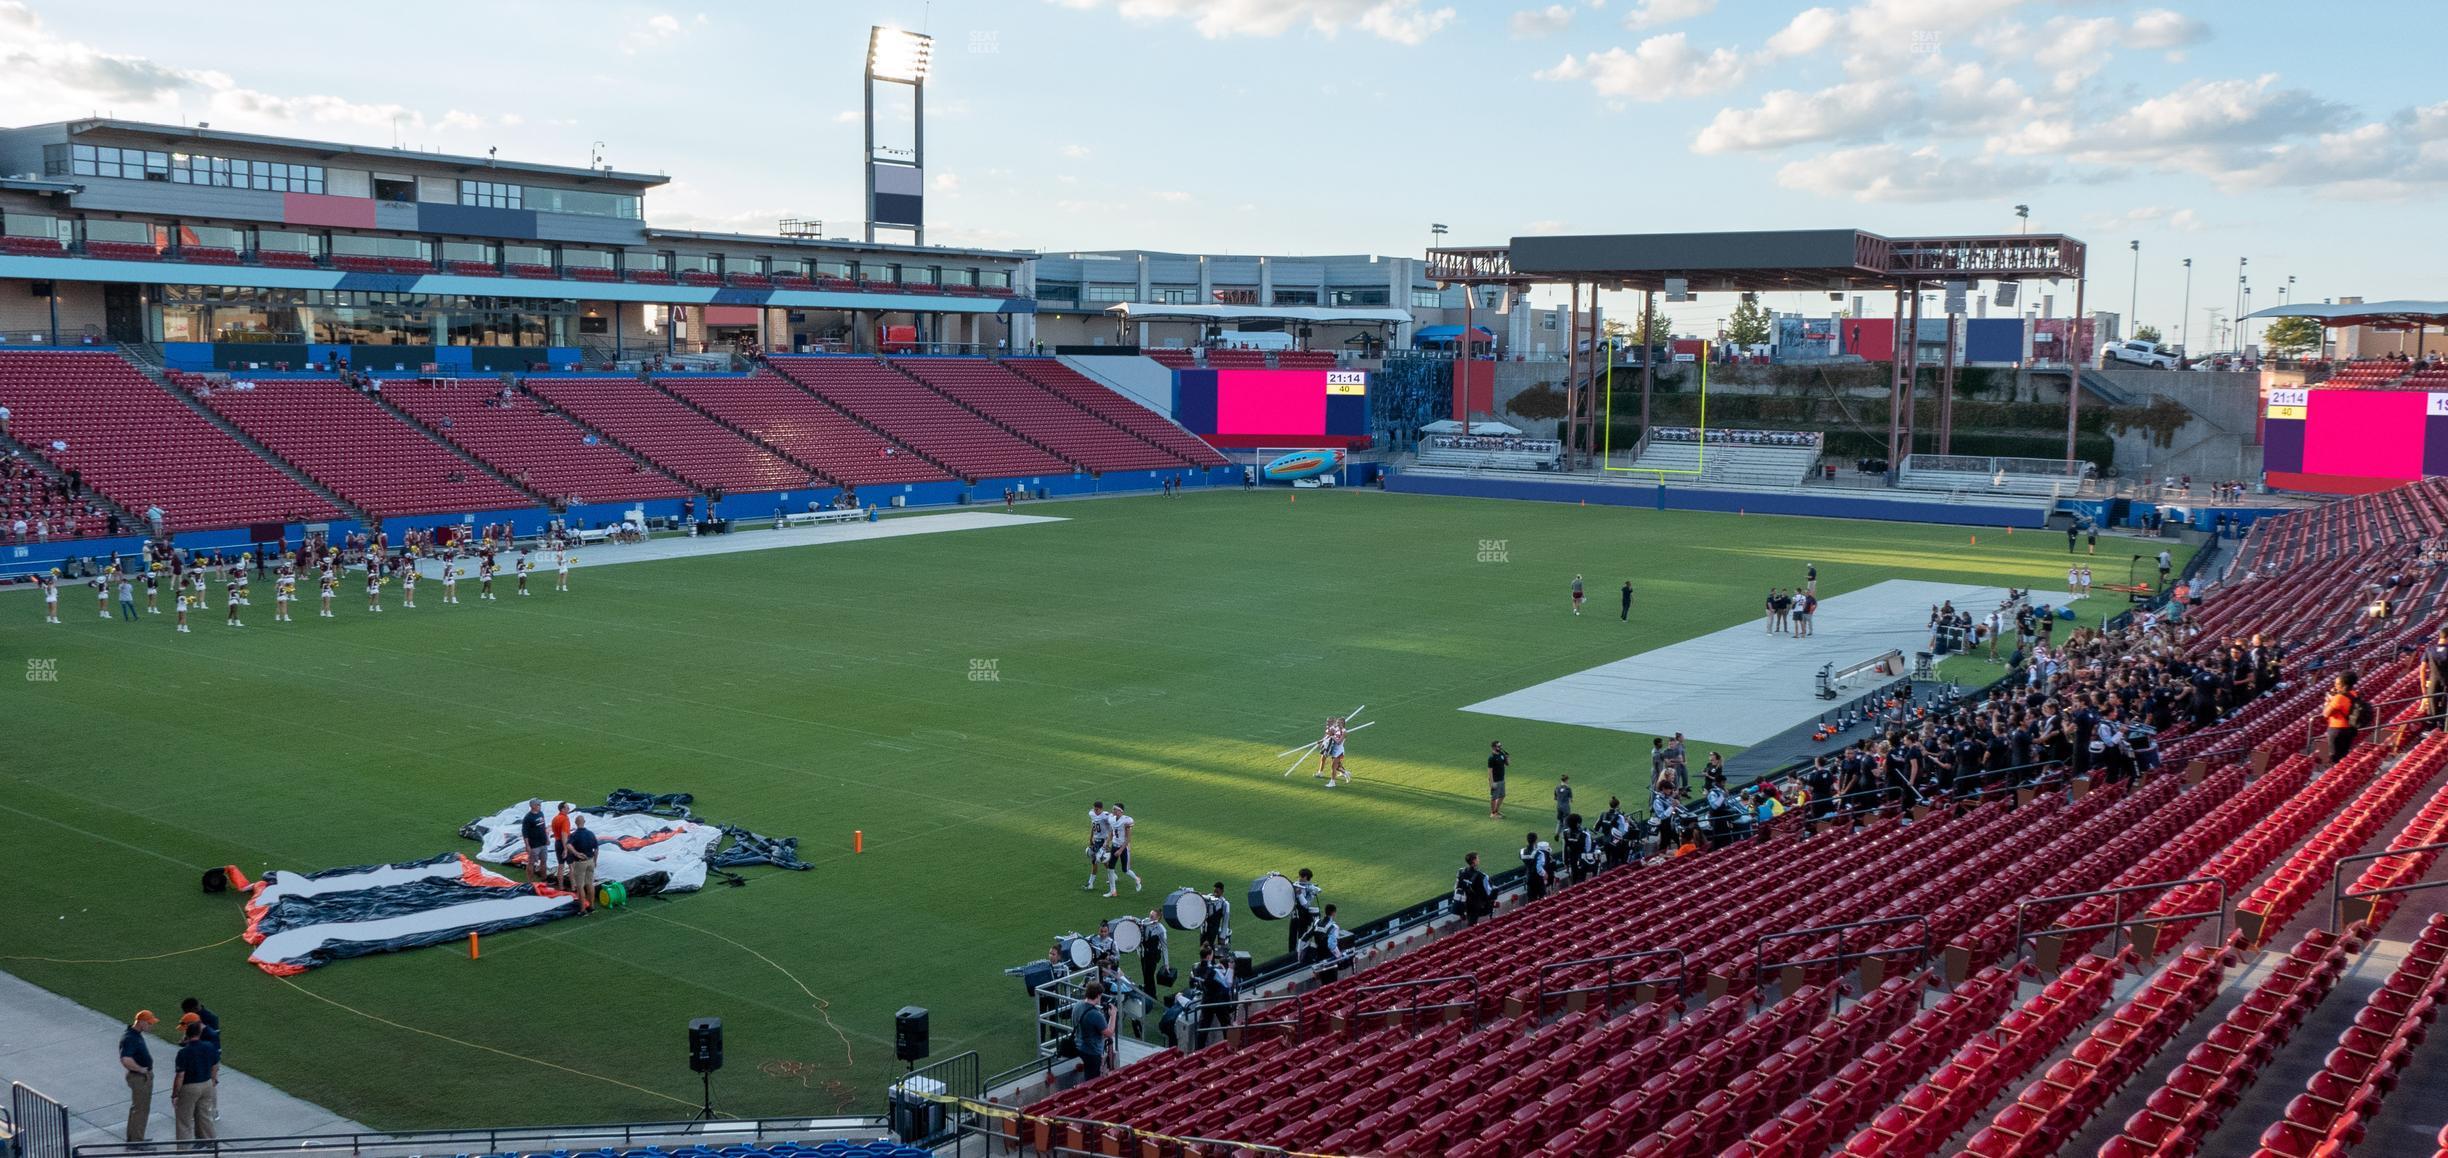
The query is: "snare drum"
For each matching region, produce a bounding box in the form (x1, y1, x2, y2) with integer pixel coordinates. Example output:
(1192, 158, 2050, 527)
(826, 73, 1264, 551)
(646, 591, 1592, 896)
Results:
(1059, 934, 1095, 970)
(1247, 872, 1296, 921)
(1111, 917, 1145, 954)
(1163, 887, 1210, 931)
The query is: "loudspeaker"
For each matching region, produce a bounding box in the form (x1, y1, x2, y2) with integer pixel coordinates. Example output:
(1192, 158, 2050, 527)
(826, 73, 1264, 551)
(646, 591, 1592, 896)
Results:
(894, 1006, 930, 1062)
(29, 281, 53, 297)
(687, 1017, 724, 1073)
(1233, 951, 1254, 978)
(200, 867, 228, 894)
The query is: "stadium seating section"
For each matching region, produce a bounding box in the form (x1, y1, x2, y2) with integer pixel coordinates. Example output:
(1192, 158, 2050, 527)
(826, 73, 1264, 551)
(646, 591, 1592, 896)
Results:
(181, 375, 533, 517)
(386, 379, 689, 504)
(889, 358, 1187, 472)
(1008, 476, 2448, 1158)
(0, 350, 338, 531)
(521, 376, 813, 495)
(652, 371, 950, 488)
(1627, 433, 1820, 488)
(768, 357, 1073, 480)
(1000, 359, 1227, 468)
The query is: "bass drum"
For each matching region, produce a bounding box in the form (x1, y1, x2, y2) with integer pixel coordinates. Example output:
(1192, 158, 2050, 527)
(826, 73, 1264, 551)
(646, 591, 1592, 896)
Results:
(1111, 917, 1145, 954)
(1058, 934, 1095, 970)
(1247, 872, 1296, 921)
(1163, 887, 1210, 932)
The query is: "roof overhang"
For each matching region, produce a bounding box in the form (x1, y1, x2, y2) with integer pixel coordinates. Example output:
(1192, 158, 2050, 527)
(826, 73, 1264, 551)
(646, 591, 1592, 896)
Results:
(1101, 303, 1411, 325)
(2243, 300, 2448, 330)
(642, 228, 1030, 263)
(1434, 229, 2086, 292)
(58, 118, 670, 188)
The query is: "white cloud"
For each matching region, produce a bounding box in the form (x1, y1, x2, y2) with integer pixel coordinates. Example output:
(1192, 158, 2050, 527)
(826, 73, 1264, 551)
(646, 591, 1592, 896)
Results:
(622, 13, 686, 55)
(2167, 208, 2203, 231)
(1536, 33, 1747, 99)
(832, 110, 860, 124)
(1152, 190, 1194, 202)
(1060, 0, 1458, 44)
(1621, 0, 1713, 30)
(1775, 143, 2050, 202)
(1060, 143, 1092, 158)
(2128, 9, 2209, 51)
(1693, 78, 1918, 153)
(932, 172, 959, 191)
(1762, 6, 1839, 57)
(1510, 4, 1573, 37)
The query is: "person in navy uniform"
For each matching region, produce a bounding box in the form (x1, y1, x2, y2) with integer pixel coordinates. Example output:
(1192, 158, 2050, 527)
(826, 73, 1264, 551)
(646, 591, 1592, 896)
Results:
(172, 1019, 221, 1142)
(120, 1009, 158, 1142)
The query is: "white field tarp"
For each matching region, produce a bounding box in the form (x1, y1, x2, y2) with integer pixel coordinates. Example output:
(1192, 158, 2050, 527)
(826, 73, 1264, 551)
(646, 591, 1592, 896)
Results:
(461, 801, 722, 893)
(244, 853, 577, 975)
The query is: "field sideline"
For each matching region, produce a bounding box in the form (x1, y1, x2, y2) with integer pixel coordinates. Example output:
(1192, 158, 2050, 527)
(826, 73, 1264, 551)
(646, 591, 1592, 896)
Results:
(0, 490, 2186, 1127)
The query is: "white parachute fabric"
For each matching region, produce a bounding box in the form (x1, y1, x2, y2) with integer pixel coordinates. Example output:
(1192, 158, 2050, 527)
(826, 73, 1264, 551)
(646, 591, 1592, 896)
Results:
(461, 801, 720, 893)
(243, 853, 577, 975)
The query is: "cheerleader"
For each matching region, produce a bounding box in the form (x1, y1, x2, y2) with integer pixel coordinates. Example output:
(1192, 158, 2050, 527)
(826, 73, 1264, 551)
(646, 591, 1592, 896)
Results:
(318, 565, 336, 618)
(399, 558, 418, 608)
(223, 563, 243, 612)
(174, 587, 191, 633)
(441, 554, 461, 604)
(142, 568, 160, 614)
(478, 554, 497, 601)
(92, 572, 112, 619)
(225, 577, 244, 627)
(365, 566, 384, 613)
(274, 572, 294, 622)
(189, 566, 210, 610)
(235, 556, 252, 606)
(1316, 717, 1349, 786)
(554, 550, 573, 592)
(515, 549, 533, 596)
(40, 570, 60, 623)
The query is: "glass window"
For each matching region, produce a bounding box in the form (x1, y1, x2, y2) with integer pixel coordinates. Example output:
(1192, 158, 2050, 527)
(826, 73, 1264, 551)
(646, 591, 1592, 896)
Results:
(980, 269, 1012, 289)
(731, 255, 764, 276)
(178, 224, 245, 251)
(561, 248, 613, 269)
(2, 212, 60, 240)
(1035, 282, 1079, 303)
(144, 151, 170, 181)
(523, 186, 641, 219)
(504, 245, 552, 266)
(902, 266, 936, 286)
(769, 257, 808, 277)
(331, 234, 432, 260)
(254, 229, 321, 255)
(1084, 285, 1135, 304)
(1329, 288, 1389, 307)
(1269, 288, 1319, 306)
(816, 259, 853, 278)
(443, 241, 497, 263)
(624, 250, 668, 272)
(859, 264, 895, 283)
(42, 143, 69, 176)
(941, 268, 977, 287)
(1410, 289, 1445, 309)
(373, 176, 417, 202)
(82, 219, 156, 245)
(458, 180, 523, 209)
(674, 253, 717, 274)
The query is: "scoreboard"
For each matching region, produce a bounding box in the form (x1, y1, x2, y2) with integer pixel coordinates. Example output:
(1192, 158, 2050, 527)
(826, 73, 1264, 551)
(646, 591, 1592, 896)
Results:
(1172, 368, 1371, 448)
(2262, 387, 2448, 493)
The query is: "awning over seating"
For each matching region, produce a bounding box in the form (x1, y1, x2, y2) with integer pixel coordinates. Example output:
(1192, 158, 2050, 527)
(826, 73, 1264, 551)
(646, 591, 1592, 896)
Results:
(2242, 300, 2448, 330)
(1418, 419, 1522, 435)
(1415, 324, 1494, 343)
(1102, 303, 1412, 325)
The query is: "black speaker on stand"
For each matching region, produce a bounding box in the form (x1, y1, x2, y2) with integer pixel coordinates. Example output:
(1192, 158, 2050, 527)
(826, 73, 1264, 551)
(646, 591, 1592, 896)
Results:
(895, 1006, 930, 1067)
(687, 1017, 722, 1122)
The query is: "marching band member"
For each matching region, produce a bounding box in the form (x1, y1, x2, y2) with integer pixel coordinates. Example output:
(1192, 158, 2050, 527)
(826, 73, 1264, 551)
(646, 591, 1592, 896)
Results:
(1084, 802, 1114, 891)
(515, 549, 533, 596)
(40, 570, 60, 623)
(1104, 802, 1143, 896)
(1299, 904, 1345, 968)
(1288, 868, 1321, 956)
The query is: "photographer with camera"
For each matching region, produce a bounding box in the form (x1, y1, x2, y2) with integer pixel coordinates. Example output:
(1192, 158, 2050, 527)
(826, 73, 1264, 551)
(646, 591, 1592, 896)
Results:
(1068, 980, 1116, 1081)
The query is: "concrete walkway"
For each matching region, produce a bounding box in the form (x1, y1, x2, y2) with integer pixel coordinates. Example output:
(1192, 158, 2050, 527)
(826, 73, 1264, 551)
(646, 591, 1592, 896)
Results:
(0, 970, 365, 1147)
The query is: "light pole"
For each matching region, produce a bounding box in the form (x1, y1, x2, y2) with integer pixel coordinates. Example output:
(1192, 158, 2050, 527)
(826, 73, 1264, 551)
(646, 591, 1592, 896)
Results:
(2179, 258, 2192, 353)
(2233, 257, 2247, 352)
(2014, 204, 2030, 235)
(1429, 222, 1447, 251)
(2128, 240, 2140, 340)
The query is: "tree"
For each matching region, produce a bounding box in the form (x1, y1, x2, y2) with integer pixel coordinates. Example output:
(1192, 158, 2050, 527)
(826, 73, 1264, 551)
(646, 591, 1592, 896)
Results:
(1725, 300, 1772, 347)
(2262, 315, 2324, 357)
(2132, 324, 2161, 343)
(1605, 310, 1675, 348)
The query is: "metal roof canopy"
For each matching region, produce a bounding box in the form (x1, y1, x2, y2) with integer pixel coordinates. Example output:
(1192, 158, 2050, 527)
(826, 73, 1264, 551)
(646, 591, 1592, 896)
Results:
(2243, 300, 2448, 330)
(1431, 228, 2087, 291)
(51, 118, 671, 188)
(1101, 302, 1411, 325)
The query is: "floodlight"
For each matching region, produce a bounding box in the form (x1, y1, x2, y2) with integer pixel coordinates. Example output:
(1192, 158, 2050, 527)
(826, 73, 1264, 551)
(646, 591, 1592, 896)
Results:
(868, 27, 934, 83)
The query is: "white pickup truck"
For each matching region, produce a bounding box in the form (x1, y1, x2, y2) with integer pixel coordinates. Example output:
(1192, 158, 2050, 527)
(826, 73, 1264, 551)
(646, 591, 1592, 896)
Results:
(2102, 339, 2180, 370)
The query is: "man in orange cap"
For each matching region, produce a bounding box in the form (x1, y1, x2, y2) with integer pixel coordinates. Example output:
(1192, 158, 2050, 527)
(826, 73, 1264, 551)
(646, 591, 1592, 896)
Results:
(120, 1010, 158, 1141)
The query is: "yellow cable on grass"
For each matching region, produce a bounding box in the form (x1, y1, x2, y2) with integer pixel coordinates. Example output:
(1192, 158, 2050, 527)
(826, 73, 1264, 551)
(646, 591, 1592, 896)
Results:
(277, 976, 720, 1114)
(0, 934, 243, 964)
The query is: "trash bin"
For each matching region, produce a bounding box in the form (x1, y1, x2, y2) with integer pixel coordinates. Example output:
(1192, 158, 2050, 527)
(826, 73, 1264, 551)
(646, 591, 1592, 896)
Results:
(1823, 464, 1836, 480)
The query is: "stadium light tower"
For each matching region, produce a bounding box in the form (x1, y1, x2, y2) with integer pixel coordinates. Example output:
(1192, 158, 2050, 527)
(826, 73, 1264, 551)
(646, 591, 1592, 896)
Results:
(2179, 258, 2192, 352)
(864, 26, 933, 245)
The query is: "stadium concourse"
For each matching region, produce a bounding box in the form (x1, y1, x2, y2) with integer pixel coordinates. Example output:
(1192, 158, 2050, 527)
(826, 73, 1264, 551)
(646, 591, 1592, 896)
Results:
(999, 478, 2448, 1158)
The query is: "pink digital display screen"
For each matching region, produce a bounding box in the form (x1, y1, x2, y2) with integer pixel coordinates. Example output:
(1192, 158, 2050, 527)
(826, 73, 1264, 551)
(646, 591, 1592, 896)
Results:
(1212, 370, 1327, 435)
(2301, 391, 2426, 479)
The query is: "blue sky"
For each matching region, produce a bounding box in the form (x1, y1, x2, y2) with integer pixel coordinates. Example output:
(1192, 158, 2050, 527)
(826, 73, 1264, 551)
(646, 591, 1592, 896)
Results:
(3, 0, 2441, 345)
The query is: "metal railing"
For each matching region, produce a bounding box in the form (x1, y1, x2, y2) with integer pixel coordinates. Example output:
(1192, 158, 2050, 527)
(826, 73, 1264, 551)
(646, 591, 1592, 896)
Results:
(1751, 914, 1930, 1005)
(67, 1116, 889, 1158)
(2011, 877, 2227, 966)
(1345, 973, 1482, 1028)
(889, 1050, 980, 1148)
(2330, 841, 2448, 933)
(10, 1083, 69, 1158)
(1531, 948, 1687, 1016)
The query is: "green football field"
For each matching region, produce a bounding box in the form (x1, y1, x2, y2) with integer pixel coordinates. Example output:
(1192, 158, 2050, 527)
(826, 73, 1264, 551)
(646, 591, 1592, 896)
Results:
(0, 490, 2186, 1128)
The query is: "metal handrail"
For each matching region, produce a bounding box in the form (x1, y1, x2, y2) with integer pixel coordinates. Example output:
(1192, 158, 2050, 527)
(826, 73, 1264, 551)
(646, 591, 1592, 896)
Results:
(2329, 840, 2448, 932)
(2011, 876, 2227, 964)
(66, 1116, 888, 1158)
(1532, 948, 1688, 1015)
(1346, 972, 1483, 1027)
(1751, 913, 1930, 1005)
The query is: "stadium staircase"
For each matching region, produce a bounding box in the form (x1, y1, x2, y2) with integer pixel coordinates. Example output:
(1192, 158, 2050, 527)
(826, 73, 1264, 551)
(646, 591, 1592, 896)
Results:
(1000, 358, 1229, 468)
(181, 374, 541, 517)
(1000, 478, 2448, 1158)
(379, 378, 689, 507)
(1625, 437, 1821, 488)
